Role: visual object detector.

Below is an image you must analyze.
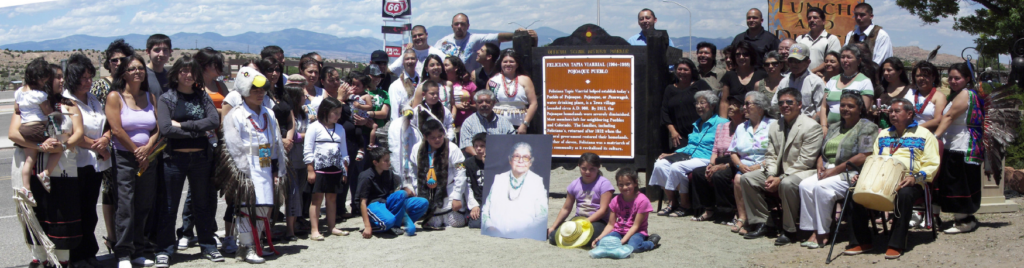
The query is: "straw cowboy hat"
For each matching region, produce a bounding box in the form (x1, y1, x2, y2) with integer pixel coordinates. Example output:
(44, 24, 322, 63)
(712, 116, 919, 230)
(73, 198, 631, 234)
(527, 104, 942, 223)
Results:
(556, 217, 594, 249)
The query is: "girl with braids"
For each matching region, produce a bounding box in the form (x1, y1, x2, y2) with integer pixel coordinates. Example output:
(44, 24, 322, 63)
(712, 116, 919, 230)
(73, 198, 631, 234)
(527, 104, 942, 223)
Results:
(406, 118, 468, 229)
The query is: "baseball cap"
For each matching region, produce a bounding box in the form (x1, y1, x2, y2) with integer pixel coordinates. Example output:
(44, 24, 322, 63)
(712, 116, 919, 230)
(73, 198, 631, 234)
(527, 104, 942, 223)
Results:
(371, 50, 389, 63)
(788, 43, 809, 61)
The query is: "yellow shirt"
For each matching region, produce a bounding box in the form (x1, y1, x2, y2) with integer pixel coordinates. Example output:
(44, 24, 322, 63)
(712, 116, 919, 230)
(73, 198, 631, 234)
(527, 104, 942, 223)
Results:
(872, 123, 941, 184)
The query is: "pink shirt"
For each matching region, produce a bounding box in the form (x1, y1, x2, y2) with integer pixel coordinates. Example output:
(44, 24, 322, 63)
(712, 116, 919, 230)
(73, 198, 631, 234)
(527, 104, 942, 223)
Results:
(609, 193, 653, 236)
(452, 80, 479, 127)
(712, 123, 733, 157)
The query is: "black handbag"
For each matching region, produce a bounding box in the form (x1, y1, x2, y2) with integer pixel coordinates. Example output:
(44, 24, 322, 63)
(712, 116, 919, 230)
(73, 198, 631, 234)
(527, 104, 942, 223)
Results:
(663, 153, 692, 163)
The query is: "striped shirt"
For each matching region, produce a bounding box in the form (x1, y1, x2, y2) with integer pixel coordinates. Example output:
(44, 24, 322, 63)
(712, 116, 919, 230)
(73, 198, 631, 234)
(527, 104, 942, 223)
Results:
(459, 111, 516, 149)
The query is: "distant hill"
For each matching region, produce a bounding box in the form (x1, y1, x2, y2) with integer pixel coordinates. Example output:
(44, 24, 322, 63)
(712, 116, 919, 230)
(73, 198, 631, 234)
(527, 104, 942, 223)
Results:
(425, 26, 569, 48)
(670, 36, 734, 52)
(1, 28, 382, 61)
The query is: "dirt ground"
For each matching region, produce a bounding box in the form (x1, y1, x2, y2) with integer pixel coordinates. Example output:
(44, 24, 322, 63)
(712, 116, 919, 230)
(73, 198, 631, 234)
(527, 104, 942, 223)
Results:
(94, 166, 1023, 267)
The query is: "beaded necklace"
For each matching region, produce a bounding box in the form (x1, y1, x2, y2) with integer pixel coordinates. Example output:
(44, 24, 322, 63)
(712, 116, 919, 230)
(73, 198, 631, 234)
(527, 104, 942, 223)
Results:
(502, 75, 518, 99)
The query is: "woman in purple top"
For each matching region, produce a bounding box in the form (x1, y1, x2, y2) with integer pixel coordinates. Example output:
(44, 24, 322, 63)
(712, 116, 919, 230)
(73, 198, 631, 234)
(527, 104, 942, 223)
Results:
(547, 153, 614, 246)
(104, 54, 160, 268)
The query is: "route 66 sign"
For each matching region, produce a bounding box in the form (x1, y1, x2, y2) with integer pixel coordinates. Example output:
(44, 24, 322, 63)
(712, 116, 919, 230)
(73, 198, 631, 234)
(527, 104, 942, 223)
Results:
(382, 0, 411, 18)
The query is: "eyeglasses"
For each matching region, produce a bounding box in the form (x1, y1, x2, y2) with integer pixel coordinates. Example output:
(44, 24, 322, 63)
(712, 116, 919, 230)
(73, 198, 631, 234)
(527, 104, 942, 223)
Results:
(744, 101, 757, 107)
(126, 66, 145, 73)
(778, 100, 797, 106)
(763, 62, 780, 68)
(511, 154, 532, 163)
(889, 108, 906, 113)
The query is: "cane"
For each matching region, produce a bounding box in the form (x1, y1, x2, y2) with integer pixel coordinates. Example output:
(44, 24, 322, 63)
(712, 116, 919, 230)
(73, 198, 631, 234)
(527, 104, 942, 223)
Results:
(826, 163, 858, 264)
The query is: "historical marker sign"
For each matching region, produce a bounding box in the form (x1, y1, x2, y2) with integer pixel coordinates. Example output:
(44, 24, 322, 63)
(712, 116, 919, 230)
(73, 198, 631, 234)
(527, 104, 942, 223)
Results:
(542, 55, 634, 159)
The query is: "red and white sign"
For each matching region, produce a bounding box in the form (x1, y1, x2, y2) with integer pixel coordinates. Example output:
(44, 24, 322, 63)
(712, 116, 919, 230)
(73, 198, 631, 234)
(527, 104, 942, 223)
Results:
(382, 0, 411, 18)
(385, 46, 403, 57)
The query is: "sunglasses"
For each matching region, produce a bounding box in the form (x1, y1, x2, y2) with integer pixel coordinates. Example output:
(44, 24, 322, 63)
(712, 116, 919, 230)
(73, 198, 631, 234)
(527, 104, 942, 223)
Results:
(763, 62, 780, 68)
(778, 100, 798, 106)
(744, 101, 757, 107)
(126, 66, 146, 73)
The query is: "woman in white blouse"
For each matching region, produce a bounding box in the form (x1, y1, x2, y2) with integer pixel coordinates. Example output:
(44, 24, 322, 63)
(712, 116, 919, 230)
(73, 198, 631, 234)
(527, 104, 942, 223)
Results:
(303, 97, 350, 240)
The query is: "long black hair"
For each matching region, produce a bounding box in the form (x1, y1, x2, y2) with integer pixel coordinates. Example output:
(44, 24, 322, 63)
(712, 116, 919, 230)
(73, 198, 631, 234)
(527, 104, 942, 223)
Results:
(284, 82, 307, 122)
(416, 119, 450, 195)
(445, 56, 470, 83)
(194, 47, 224, 80)
(316, 96, 343, 126)
(421, 54, 447, 81)
(879, 57, 910, 89)
(166, 54, 204, 92)
(259, 57, 286, 101)
(732, 41, 761, 69)
(494, 48, 525, 76)
(48, 63, 72, 107)
(111, 54, 151, 93)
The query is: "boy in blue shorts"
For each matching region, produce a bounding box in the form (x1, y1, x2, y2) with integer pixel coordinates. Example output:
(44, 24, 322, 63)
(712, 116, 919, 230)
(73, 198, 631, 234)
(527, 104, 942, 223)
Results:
(357, 147, 428, 238)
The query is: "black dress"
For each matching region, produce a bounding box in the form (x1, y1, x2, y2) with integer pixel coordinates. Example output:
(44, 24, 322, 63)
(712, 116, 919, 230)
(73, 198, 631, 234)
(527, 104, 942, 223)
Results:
(720, 70, 767, 102)
(661, 80, 712, 149)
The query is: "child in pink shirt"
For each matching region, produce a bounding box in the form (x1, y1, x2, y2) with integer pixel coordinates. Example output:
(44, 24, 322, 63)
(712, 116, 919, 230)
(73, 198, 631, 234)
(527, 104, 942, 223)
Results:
(591, 168, 661, 252)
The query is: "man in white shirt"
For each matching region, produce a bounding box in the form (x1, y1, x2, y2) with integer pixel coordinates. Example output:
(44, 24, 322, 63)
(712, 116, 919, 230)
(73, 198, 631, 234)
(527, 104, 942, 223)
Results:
(772, 43, 825, 119)
(626, 8, 675, 47)
(434, 13, 533, 72)
(389, 25, 446, 77)
(844, 3, 892, 65)
(388, 49, 420, 120)
(796, 7, 841, 74)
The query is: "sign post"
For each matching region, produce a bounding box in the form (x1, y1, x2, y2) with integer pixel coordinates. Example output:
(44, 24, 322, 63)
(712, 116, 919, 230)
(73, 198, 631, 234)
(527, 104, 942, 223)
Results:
(542, 56, 635, 159)
(382, 0, 412, 60)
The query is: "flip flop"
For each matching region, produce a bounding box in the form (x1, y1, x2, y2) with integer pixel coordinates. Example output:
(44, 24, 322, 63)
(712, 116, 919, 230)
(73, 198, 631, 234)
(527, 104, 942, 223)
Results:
(331, 229, 350, 236)
(666, 209, 689, 217)
(657, 207, 673, 216)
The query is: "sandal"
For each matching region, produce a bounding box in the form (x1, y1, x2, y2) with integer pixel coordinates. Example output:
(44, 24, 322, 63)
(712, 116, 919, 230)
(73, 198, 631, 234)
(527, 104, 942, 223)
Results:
(657, 207, 673, 216)
(37, 173, 51, 192)
(18, 187, 37, 207)
(331, 228, 349, 236)
(691, 212, 714, 222)
(310, 234, 324, 241)
(666, 209, 689, 217)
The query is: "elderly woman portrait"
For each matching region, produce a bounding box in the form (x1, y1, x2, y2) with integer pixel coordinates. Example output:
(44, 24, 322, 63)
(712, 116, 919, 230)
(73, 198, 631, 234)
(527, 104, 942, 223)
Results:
(649, 90, 728, 217)
(481, 142, 548, 241)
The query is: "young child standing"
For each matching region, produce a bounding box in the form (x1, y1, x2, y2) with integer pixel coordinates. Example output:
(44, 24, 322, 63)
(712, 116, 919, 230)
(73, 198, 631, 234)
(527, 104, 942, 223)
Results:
(346, 72, 379, 147)
(357, 147, 428, 238)
(591, 168, 661, 252)
(303, 97, 350, 240)
(548, 153, 614, 246)
(16, 58, 62, 202)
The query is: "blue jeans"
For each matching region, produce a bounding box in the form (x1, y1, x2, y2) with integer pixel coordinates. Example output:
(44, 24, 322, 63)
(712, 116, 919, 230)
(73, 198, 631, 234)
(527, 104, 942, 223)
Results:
(366, 191, 428, 231)
(606, 232, 654, 253)
(155, 151, 217, 255)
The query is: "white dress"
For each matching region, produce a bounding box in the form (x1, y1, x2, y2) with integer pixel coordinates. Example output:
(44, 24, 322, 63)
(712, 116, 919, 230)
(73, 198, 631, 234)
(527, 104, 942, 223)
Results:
(487, 75, 529, 126)
(481, 170, 548, 241)
(905, 88, 937, 126)
(15, 87, 48, 123)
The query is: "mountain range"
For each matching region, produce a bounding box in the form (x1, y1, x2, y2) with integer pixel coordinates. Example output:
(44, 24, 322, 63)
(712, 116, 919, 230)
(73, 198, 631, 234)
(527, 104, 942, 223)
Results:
(1, 27, 735, 61)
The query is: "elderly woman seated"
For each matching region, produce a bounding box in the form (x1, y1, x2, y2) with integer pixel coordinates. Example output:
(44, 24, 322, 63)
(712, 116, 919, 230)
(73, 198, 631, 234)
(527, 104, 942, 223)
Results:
(724, 91, 775, 234)
(798, 92, 877, 248)
(651, 90, 728, 217)
(690, 91, 772, 225)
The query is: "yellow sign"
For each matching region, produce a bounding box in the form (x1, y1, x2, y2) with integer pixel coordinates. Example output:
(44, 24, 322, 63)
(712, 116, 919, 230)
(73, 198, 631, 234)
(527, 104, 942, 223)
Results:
(768, 0, 862, 45)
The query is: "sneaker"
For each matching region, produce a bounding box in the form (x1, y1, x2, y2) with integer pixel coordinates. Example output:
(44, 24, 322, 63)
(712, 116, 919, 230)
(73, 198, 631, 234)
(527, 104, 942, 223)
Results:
(842, 245, 874, 255)
(118, 257, 132, 268)
(204, 250, 225, 262)
(943, 218, 978, 234)
(885, 247, 903, 259)
(222, 236, 238, 254)
(908, 212, 923, 229)
(131, 256, 154, 267)
(177, 237, 190, 250)
(213, 236, 222, 249)
(390, 228, 404, 236)
(242, 247, 265, 264)
(647, 234, 661, 247)
(154, 254, 169, 268)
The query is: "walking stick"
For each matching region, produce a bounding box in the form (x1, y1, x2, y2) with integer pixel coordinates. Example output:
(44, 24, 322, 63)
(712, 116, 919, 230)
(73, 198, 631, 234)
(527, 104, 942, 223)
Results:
(826, 171, 856, 264)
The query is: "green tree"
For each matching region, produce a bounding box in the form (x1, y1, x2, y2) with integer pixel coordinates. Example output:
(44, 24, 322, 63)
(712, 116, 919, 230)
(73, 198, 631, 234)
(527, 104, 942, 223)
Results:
(977, 53, 1006, 70)
(896, 0, 1024, 55)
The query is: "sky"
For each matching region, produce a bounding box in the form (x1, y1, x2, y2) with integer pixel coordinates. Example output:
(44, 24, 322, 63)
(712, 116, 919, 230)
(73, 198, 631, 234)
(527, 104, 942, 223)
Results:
(0, 0, 990, 58)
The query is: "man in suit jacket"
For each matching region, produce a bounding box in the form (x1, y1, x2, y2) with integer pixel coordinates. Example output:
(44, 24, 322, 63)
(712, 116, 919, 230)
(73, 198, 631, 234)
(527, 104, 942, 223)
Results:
(740, 87, 823, 245)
